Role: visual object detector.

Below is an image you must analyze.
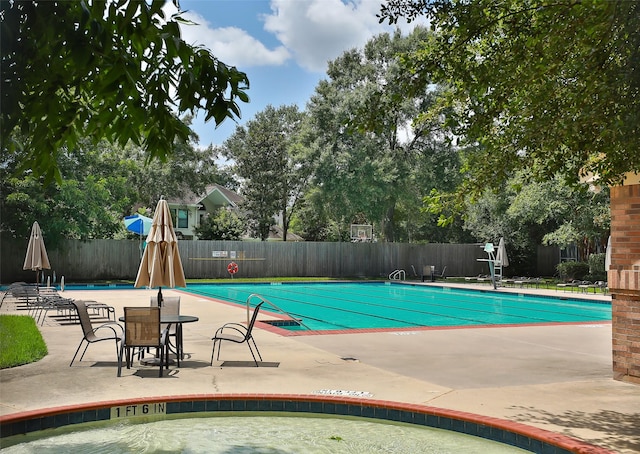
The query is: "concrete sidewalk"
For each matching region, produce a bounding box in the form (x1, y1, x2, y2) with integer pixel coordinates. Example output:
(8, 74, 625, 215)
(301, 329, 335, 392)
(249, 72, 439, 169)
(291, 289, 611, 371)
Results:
(1, 286, 638, 453)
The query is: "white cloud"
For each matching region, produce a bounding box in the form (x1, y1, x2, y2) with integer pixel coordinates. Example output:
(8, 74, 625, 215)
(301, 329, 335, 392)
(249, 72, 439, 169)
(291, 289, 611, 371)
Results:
(167, 0, 428, 73)
(264, 0, 395, 73)
(168, 7, 291, 68)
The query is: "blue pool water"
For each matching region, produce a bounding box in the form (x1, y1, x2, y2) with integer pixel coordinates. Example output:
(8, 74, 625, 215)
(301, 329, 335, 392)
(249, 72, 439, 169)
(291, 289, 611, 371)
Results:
(184, 282, 611, 331)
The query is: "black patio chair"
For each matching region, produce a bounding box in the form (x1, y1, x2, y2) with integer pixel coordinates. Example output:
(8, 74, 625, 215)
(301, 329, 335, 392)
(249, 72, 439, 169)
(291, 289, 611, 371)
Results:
(69, 300, 123, 373)
(211, 302, 264, 367)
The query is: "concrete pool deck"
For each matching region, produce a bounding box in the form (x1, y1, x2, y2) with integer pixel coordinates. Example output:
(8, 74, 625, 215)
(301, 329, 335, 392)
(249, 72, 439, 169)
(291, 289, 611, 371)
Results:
(1, 282, 638, 452)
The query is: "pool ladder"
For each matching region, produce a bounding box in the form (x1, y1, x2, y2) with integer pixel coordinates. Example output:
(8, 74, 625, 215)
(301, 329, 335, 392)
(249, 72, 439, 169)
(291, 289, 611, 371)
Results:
(246, 293, 312, 331)
(389, 269, 406, 281)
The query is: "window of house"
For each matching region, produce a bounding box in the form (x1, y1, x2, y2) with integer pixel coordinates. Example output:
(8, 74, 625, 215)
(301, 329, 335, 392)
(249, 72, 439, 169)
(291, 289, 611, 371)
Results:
(170, 208, 189, 229)
(177, 209, 188, 228)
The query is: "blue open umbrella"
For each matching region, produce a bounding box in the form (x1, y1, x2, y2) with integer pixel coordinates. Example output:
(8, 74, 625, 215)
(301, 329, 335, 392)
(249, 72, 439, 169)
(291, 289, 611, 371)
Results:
(124, 214, 152, 236)
(124, 214, 153, 258)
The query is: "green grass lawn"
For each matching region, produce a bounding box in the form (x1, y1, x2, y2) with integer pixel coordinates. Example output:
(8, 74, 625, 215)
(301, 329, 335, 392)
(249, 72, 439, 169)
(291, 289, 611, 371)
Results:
(0, 315, 48, 369)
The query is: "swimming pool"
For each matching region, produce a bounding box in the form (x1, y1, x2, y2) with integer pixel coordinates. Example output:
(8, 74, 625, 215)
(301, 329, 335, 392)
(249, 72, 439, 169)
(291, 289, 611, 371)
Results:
(184, 282, 611, 332)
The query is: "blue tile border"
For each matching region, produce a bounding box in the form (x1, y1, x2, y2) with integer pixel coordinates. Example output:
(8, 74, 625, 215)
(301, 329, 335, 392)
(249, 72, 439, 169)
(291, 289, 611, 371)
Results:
(0, 395, 612, 453)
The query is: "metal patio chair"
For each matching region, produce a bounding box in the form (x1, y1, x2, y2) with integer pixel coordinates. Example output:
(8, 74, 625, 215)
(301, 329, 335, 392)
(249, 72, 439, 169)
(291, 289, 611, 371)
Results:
(69, 300, 123, 373)
(211, 302, 264, 367)
(118, 306, 169, 377)
(151, 296, 181, 356)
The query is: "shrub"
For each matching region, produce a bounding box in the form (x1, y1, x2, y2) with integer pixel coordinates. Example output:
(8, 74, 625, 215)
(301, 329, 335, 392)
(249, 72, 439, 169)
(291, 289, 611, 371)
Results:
(585, 253, 607, 282)
(194, 209, 245, 240)
(556, 261, 590, 281)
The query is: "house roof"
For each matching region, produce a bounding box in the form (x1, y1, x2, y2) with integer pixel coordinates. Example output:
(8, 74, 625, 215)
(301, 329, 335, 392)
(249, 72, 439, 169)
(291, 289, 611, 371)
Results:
(166, 184, 304, 241)
(167, 184, 244, 208)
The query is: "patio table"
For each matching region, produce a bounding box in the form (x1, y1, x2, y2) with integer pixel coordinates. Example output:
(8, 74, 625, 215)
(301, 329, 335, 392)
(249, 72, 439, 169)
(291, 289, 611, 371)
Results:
(119, 314, 199, 367)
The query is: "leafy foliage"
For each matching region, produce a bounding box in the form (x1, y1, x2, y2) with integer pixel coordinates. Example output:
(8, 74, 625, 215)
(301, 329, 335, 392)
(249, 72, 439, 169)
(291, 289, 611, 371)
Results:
(556, 261, 590, 281)
(289, 188, 354, 242)
(194, 208, 244, 240)
(1, 0, 249, 184)
(586, 253, 606, 282)
(303, 28, 465, 242)
(1, 150, 133, 247)
(223, 105, 308, 241)
(462, 172, 610, 274)
(0, 136, 225, 246)
(379, 0, 640, 207)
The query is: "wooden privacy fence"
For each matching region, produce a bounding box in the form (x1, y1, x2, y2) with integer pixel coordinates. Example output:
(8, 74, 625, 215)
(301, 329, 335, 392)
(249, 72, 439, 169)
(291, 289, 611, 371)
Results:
(1, 237, 558, 284)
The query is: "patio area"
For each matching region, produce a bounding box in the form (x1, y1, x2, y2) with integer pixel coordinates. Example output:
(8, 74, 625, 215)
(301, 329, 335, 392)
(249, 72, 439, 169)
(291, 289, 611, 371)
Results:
(0, 284, 638, 453)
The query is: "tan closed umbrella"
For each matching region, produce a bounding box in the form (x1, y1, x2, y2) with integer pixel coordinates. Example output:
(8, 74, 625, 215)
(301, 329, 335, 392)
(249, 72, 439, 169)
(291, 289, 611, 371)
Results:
(23, 221, 51, 286)
(134, 199, 186, 304)
(496, 237, 509, 268)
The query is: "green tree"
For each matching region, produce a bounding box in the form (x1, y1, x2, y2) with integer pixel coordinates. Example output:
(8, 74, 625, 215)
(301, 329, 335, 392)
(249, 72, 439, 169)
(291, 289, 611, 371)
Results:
(0, 135, 227, 245)
(1, 165, 132, 248)
(304, 28, 462, 242)
(194, 208, 244, 240)
(223, 105, 308, 241)
(1, 0, 249, 183)
(121, 118, 227, 208)
(379, 0, 640, 213)
(289, 200, 350, 242)
(463, 173, 610, 274)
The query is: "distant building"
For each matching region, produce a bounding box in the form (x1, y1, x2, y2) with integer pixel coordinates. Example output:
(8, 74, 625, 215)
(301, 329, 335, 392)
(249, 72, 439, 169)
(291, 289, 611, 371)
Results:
(166, 184, 243, 240)
(166, 184, 303, 241)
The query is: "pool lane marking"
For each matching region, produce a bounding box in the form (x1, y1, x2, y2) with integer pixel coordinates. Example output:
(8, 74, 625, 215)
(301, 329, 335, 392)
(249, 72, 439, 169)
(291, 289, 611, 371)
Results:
(184, 284, 610, 330)
(207, 282, 610, 321)
(210, 284, 610, 325)
(281, 283, 610, 319)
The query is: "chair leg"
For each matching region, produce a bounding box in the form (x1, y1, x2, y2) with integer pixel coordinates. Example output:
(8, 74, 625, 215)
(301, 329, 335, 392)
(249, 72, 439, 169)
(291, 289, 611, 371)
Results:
(248, 346, 259, 367)
(247, 339, 262, 367)
(250, 338, 263, 362)
(114, 339, 120, 361)
(211, 339, 224, 365)
(78, 342, 90, 362)
(117, 342, 124, 377)
(69, 339, 87, 366)
(216, 340, 223, 361)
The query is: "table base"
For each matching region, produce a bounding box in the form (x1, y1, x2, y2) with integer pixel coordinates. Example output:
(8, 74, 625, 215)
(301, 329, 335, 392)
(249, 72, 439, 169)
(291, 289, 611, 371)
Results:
(140, 357, 176, 366)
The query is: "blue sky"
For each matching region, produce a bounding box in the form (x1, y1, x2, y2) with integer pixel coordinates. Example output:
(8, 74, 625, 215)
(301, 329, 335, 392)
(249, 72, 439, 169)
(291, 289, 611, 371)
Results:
(169, 0, 424, 148)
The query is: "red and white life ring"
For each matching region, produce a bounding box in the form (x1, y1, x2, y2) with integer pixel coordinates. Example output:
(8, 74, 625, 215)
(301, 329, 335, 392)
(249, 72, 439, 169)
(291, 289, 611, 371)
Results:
(227, 261, 239, 275)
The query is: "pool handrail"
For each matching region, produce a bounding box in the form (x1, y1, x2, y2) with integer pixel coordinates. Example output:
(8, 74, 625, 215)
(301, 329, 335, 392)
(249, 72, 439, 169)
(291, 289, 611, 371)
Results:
(247, 293, 311, 331)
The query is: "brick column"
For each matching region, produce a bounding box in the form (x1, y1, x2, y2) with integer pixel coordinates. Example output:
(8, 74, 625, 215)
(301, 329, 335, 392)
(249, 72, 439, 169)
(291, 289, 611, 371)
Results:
(609, 182, 640, 384)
